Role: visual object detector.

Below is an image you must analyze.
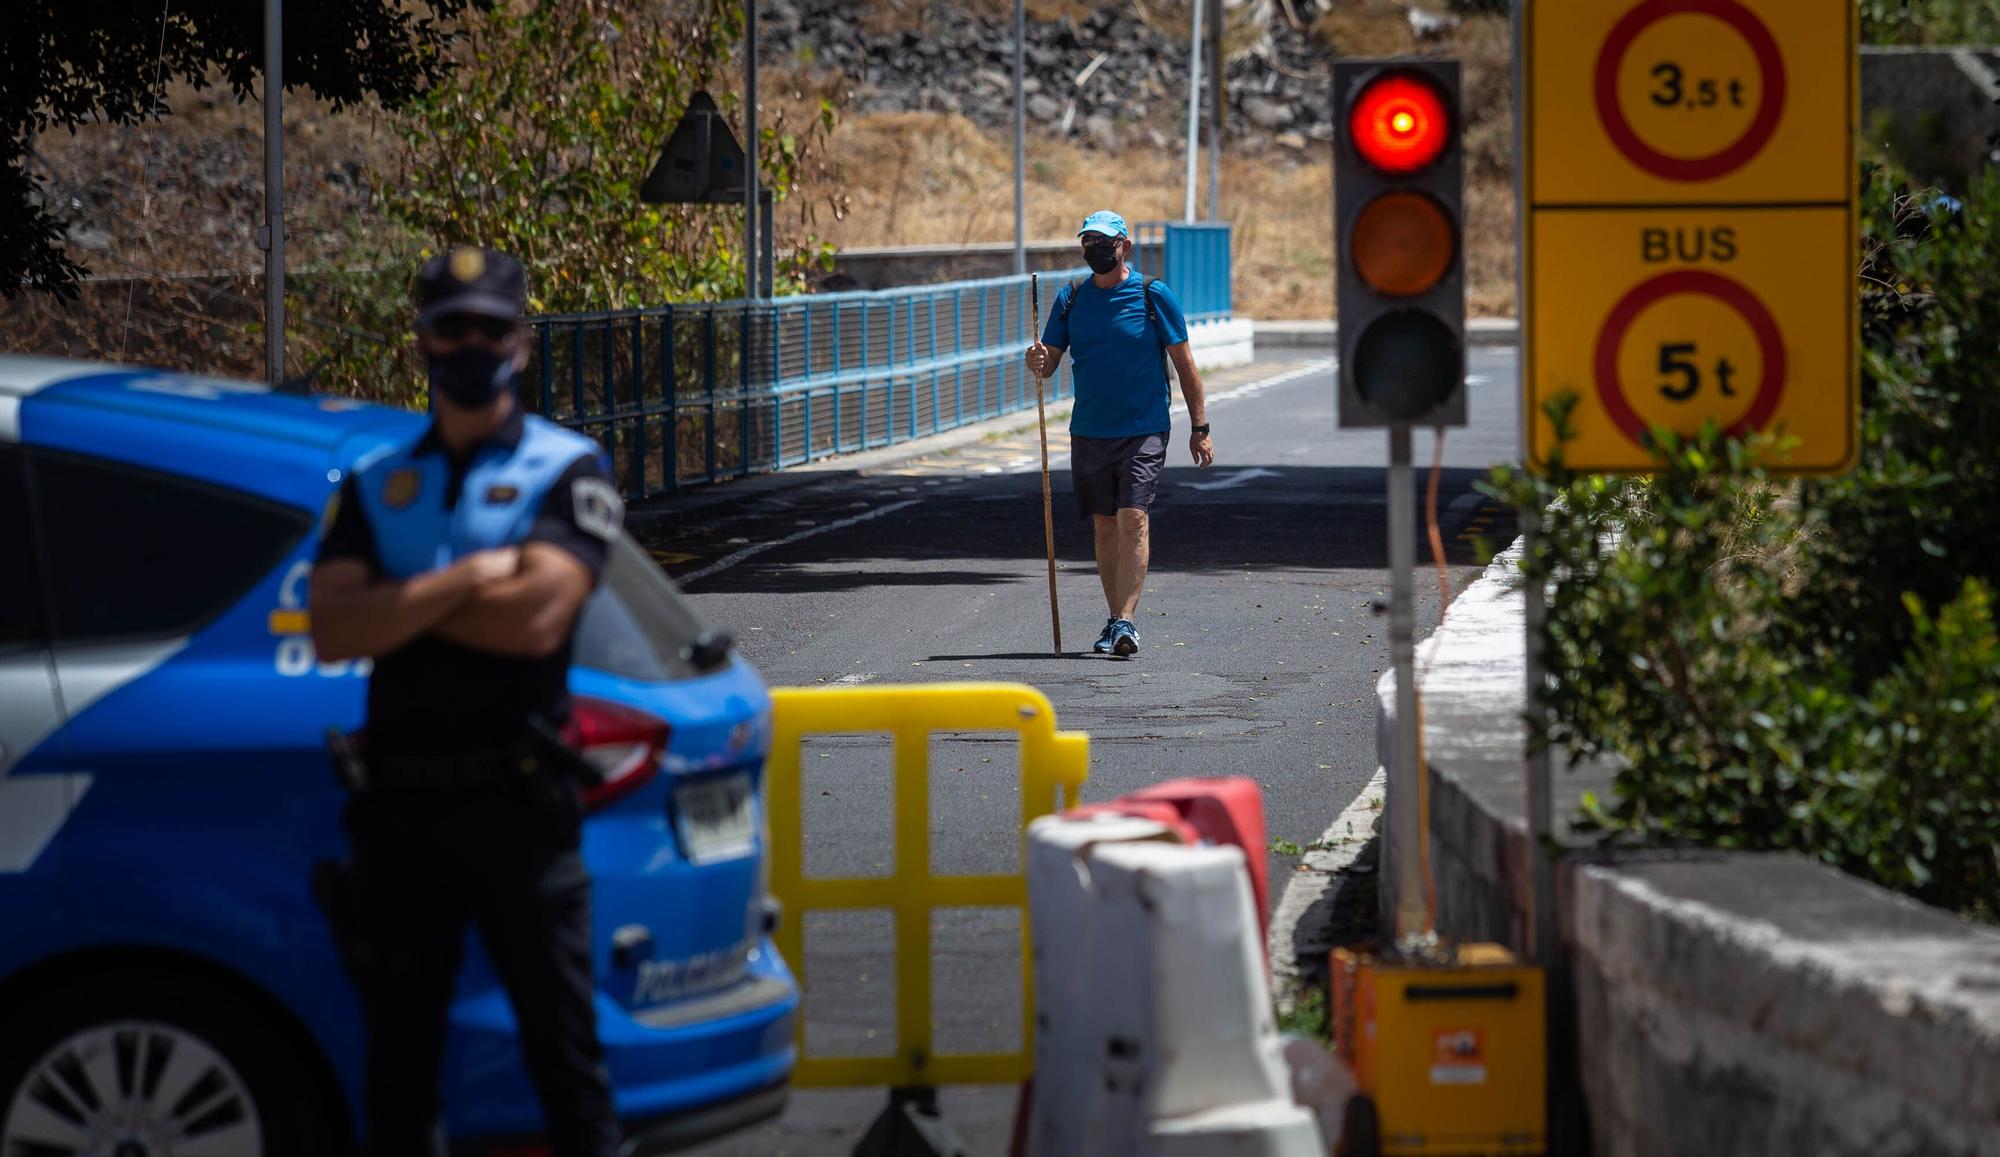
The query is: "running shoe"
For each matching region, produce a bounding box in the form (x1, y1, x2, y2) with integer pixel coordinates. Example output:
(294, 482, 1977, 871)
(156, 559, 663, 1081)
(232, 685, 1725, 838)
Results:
(1092, 618, 1119, 654)
(1111, 619, 1139, 657)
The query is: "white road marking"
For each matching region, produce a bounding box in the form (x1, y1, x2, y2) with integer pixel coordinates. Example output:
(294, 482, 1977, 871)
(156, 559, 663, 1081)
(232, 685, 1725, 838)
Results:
(1180, 466, 1281, 491)
(830, 673, 874, 685)
(1268, 766, 1386, 1010)
(676, 499, 922, 586)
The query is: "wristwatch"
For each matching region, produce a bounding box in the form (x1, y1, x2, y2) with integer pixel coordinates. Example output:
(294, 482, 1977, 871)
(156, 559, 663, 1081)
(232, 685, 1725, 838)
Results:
(1192, 423, 1211, 436)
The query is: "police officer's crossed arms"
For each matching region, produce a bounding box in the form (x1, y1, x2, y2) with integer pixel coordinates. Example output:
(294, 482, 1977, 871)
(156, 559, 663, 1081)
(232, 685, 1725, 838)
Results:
(309, 247, 624, 1157)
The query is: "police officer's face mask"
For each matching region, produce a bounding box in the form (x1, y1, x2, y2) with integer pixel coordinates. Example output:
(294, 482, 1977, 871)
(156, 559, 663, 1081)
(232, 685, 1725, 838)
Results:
(1082, 237, 1121, 274)
(427, 342, 516, 408)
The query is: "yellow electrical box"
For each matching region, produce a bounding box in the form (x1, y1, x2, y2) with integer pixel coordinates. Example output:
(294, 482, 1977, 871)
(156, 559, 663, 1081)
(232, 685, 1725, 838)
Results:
(1330, 944, 1546, 1156)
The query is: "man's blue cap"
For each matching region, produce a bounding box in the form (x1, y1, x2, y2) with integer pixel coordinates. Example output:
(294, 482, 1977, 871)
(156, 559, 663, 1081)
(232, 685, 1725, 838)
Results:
(1077, 210, 1129, 240)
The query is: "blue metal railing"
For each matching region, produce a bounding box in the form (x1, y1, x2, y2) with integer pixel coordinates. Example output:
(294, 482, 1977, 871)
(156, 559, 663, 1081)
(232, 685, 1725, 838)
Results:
(529, 225, 1230, 498)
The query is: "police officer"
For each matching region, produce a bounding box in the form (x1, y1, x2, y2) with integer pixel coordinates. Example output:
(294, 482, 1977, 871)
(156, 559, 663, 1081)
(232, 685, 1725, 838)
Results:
(309, 247, 624, 1157)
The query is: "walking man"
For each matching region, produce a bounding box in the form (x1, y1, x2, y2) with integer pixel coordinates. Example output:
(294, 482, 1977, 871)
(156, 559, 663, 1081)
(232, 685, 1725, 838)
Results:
(310, 246, 623, 1156)
(1025, 210, 1215, 657)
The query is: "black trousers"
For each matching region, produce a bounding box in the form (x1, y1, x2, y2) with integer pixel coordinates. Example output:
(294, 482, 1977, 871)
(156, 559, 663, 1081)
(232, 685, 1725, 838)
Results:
(341, 775, 620, 1157)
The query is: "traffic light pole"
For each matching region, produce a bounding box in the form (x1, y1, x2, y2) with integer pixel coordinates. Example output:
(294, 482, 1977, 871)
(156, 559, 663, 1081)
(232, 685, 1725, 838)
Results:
(1387, 425, 1428, 947)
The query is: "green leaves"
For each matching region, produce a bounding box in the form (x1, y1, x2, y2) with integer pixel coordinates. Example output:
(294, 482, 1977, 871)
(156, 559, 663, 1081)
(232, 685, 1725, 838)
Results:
(1491, 167, 2000, 919)
(293, 0, 846, 401)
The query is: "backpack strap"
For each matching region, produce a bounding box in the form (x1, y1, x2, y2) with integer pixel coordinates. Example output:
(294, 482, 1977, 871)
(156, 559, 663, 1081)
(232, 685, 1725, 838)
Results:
(1143, 277, 1171, 393)
(1060, 276, 1088, 326)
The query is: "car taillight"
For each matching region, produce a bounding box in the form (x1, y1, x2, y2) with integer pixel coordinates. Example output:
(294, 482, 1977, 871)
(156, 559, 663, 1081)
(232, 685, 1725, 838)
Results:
(564, 697, 669, 812)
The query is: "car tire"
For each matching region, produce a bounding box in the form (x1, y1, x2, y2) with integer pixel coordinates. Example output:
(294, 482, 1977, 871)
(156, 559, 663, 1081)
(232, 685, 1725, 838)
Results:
(0, 968, 343, 1157)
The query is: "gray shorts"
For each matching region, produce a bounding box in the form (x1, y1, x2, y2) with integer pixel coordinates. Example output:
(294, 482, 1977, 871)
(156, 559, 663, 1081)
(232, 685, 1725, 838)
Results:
(1070, 432, 1167, 519)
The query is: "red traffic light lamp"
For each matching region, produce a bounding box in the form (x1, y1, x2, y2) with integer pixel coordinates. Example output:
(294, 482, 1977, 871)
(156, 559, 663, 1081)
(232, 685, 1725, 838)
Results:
(1349, 73, 1451, 174)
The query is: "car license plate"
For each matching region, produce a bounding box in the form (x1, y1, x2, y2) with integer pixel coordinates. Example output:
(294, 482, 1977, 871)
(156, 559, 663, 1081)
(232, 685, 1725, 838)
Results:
(675, 773, 756, 863)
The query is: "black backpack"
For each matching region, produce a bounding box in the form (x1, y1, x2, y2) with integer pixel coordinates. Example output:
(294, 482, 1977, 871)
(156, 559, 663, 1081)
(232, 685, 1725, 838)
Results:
(1060, 275, 1172, 393)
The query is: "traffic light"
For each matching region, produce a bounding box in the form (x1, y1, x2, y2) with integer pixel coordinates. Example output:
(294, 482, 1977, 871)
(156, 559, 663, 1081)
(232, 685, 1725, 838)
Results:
(1334, 60, 1465, 427)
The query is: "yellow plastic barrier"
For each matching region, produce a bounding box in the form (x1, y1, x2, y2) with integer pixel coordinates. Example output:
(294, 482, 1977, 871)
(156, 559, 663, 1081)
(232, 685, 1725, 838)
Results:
(767, 682, 1089, 1088)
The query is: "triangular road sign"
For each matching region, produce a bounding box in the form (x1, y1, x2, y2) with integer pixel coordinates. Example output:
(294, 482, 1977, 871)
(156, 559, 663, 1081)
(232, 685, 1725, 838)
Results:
(640, 90, 746, 205)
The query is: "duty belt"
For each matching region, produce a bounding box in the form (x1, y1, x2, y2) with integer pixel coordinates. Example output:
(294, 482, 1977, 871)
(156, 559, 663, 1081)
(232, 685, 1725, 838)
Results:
(325, 718, 601, 794)
(335, 734, 545, 792)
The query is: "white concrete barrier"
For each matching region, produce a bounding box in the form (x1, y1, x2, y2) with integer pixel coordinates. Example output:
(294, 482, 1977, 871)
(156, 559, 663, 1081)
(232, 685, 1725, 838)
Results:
(1025, 816, 1324, 1156)
(1025, 813, 1184, 1156)
(1189, 317, 1256, 371)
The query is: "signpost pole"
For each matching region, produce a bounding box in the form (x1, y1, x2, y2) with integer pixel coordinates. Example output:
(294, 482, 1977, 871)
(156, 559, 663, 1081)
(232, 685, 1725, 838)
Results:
(1013, 0, 1026, 276)
(261, 0, 284, 383)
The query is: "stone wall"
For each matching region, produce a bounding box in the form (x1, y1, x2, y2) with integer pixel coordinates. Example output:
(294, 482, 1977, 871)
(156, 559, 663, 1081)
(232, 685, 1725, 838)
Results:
(1377, 544, 2000, 1157)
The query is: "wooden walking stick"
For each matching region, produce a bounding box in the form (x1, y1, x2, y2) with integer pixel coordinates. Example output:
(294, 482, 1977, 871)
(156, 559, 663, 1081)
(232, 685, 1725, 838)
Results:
(1031, 273, 1063, 655)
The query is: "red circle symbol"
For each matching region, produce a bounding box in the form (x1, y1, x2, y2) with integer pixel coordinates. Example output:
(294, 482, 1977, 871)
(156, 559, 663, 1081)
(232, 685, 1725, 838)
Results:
(1350, 73, 1450, 174)
(1594, 0, 1786, 182)
(1594, 270, 1786, 448)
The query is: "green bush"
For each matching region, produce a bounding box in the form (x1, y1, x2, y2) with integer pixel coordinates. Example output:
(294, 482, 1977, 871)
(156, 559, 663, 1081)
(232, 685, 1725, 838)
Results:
(1488, 166, 2000, 918)
(1859, 0, 2000, 45)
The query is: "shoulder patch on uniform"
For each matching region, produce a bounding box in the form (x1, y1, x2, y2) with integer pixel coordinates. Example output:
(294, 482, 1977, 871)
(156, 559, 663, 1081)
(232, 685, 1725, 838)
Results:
(485, 483, 521, 504)
(572, 475, 623, 541)
(383, 468, 422, 510)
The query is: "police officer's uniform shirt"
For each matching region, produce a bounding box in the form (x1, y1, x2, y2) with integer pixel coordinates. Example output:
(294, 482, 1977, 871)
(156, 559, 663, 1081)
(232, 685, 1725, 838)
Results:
(318, 406, 623, 757)
(1039, 272, 1190, 439)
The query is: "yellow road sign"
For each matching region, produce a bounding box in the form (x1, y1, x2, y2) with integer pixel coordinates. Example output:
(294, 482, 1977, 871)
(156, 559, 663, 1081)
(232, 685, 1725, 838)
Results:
(1523, 0, 1858, 474)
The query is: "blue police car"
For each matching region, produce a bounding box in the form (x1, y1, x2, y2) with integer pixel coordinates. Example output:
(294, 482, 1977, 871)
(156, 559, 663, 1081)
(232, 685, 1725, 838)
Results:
(0, 356, 796, 1154)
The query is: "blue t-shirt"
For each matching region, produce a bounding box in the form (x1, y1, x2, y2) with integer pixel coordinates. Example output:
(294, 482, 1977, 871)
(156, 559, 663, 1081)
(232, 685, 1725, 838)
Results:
(1041, 272, 1190, 438)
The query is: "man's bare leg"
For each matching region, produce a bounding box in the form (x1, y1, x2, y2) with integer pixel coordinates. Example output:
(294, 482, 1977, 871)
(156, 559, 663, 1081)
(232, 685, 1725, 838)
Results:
(1093, 513, 1120, 616)
(1114, 507, 1149, 621)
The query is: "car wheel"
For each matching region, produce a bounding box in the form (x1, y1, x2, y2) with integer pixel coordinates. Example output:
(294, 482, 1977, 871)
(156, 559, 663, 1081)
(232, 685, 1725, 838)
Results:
(0, 972, 338, 1157)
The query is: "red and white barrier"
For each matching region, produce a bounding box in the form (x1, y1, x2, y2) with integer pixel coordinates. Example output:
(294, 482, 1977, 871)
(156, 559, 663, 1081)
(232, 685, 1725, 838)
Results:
(1023, 792, 1326, 1156)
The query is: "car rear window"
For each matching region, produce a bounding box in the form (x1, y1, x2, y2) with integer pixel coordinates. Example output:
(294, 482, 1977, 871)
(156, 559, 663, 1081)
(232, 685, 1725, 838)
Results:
(573, 533, 712, 682)
(29, 449, 311, 645)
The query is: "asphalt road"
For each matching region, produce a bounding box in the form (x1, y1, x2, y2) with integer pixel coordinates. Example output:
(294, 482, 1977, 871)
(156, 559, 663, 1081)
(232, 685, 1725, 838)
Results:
(662, 347, 1522, 1155)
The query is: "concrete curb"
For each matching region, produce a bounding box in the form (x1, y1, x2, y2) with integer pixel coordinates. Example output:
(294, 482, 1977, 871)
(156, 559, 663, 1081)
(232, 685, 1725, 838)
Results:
(1254, 318, 1519, 351)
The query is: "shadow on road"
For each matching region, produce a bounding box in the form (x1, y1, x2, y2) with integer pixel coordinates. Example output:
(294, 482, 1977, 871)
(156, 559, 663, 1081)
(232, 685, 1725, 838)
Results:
(634, 463, 1516, 594)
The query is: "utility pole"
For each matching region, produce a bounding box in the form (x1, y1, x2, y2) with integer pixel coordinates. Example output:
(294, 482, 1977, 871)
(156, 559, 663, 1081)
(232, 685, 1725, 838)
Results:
(1183, 0, 1205, 222)
(745, 0, 760, 297)
(1013, 0, 1027, 275)
(261, 0, 285, 382)
(1207, 0, 1223, 220)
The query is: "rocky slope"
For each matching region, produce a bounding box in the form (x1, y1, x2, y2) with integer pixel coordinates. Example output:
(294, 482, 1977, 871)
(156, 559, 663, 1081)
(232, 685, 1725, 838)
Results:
(762, 0, 1382, 153)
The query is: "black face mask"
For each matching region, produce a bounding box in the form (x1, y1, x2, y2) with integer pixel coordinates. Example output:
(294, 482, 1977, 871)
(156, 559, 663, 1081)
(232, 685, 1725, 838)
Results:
(428, 345, 515, 408)
(1083, 241, 1121, 274)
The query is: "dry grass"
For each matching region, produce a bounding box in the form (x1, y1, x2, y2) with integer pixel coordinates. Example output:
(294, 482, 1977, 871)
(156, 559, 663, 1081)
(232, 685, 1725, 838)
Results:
(798, 9, 1519, 319)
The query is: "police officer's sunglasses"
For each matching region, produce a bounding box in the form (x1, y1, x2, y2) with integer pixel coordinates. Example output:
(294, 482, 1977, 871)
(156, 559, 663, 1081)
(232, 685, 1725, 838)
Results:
(428, 314, 517, 343)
